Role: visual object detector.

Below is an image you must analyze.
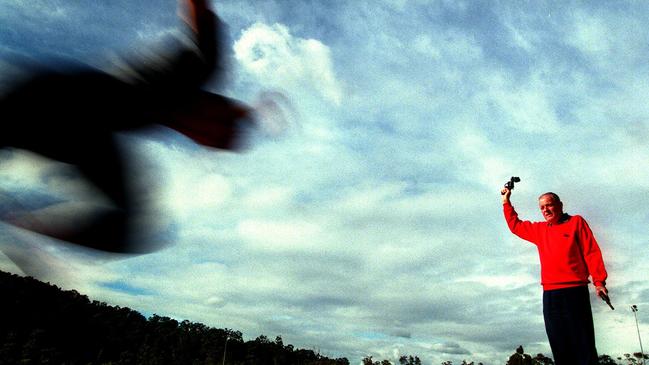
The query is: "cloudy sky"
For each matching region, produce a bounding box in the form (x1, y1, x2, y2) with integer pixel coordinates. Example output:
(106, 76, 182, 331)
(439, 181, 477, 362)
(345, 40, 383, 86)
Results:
(1, 1, 649, 364)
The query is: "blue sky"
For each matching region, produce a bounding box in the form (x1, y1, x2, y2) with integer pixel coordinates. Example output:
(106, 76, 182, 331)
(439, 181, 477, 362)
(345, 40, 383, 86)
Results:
(1, 1, 649, 364)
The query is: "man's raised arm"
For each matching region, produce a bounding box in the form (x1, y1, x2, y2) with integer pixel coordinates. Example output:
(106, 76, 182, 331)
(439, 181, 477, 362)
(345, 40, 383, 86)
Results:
(501, 185, 539, 243)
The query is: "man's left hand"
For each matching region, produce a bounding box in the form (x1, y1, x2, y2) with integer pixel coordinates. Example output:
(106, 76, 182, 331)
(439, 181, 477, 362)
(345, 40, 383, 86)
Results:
(597, 285, 615, 310)
(596, 285, 608, 298)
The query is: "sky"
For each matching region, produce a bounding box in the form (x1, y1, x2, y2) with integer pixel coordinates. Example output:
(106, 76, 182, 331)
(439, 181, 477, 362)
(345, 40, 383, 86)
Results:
(1, 0, 649, 364)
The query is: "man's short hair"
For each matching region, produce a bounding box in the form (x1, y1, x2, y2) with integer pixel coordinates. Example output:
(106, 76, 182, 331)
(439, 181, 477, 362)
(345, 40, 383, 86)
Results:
(538, 192, 561, 203)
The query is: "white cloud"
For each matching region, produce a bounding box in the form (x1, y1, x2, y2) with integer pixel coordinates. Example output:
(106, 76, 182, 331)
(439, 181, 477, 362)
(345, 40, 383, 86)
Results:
(504, 22, 533, 52)
(412, 34, 442, 60)
(455, 274, 537, 290)
(483, 71, 560, 134)
(568, 12, 612, 55)
(206, 295, 226, 307)
(237, 219, 321, 251)
(242, 186, 294, 210)
(431, 342, 471, 355)
(233, 22, 342, 105)
(167, 173, 232, 212)
(3, 1, 68, 20)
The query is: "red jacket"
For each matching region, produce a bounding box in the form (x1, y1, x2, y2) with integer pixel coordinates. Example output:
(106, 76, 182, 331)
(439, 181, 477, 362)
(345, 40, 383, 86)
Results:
(503, 202, 607, 291)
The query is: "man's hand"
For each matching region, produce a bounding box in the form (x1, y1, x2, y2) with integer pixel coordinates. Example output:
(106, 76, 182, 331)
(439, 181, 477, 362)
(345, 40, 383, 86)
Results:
(597, 286, 614, 310)
(596, 285, 609, 300)
(501, 187, 511, 204)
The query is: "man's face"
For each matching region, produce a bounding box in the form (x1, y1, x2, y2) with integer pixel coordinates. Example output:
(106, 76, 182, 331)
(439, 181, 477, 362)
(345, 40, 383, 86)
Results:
(539, 195, 563, 224)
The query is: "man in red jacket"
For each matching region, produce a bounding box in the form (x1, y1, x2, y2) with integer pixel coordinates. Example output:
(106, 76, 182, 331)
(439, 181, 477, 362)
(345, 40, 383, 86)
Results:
(501, 187, 609, 365)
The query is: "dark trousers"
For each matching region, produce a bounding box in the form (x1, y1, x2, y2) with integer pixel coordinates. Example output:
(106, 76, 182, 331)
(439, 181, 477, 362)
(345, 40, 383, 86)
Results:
(543, 286, 599, 365)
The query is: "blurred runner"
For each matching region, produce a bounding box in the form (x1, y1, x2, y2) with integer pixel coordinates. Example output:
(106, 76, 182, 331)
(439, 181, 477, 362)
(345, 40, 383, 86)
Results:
(0, 0, 251, 255)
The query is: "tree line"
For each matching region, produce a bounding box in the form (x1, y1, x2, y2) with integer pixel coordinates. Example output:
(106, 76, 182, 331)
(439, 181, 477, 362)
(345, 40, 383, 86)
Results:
(362, 345, 647, 365)
(0, 270, 348, 365)
(1, 270, 646, 365)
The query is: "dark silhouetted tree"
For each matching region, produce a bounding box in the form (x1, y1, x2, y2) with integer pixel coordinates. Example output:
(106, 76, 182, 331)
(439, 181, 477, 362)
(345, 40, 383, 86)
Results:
(532, 353, 554, 365)
(362, 355, 393, 365)
(363, 355, 376, 365)
(508, 346, 531, 365)
(598, 354, 618, 365)
(619, 352, 649, 365)
(399, 355, 422, 365)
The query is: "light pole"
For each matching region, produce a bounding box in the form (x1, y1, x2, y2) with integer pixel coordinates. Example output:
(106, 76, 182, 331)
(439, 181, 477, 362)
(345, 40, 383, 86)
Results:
(632, 305, 645, 365)
(222, 336, 230, 365)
